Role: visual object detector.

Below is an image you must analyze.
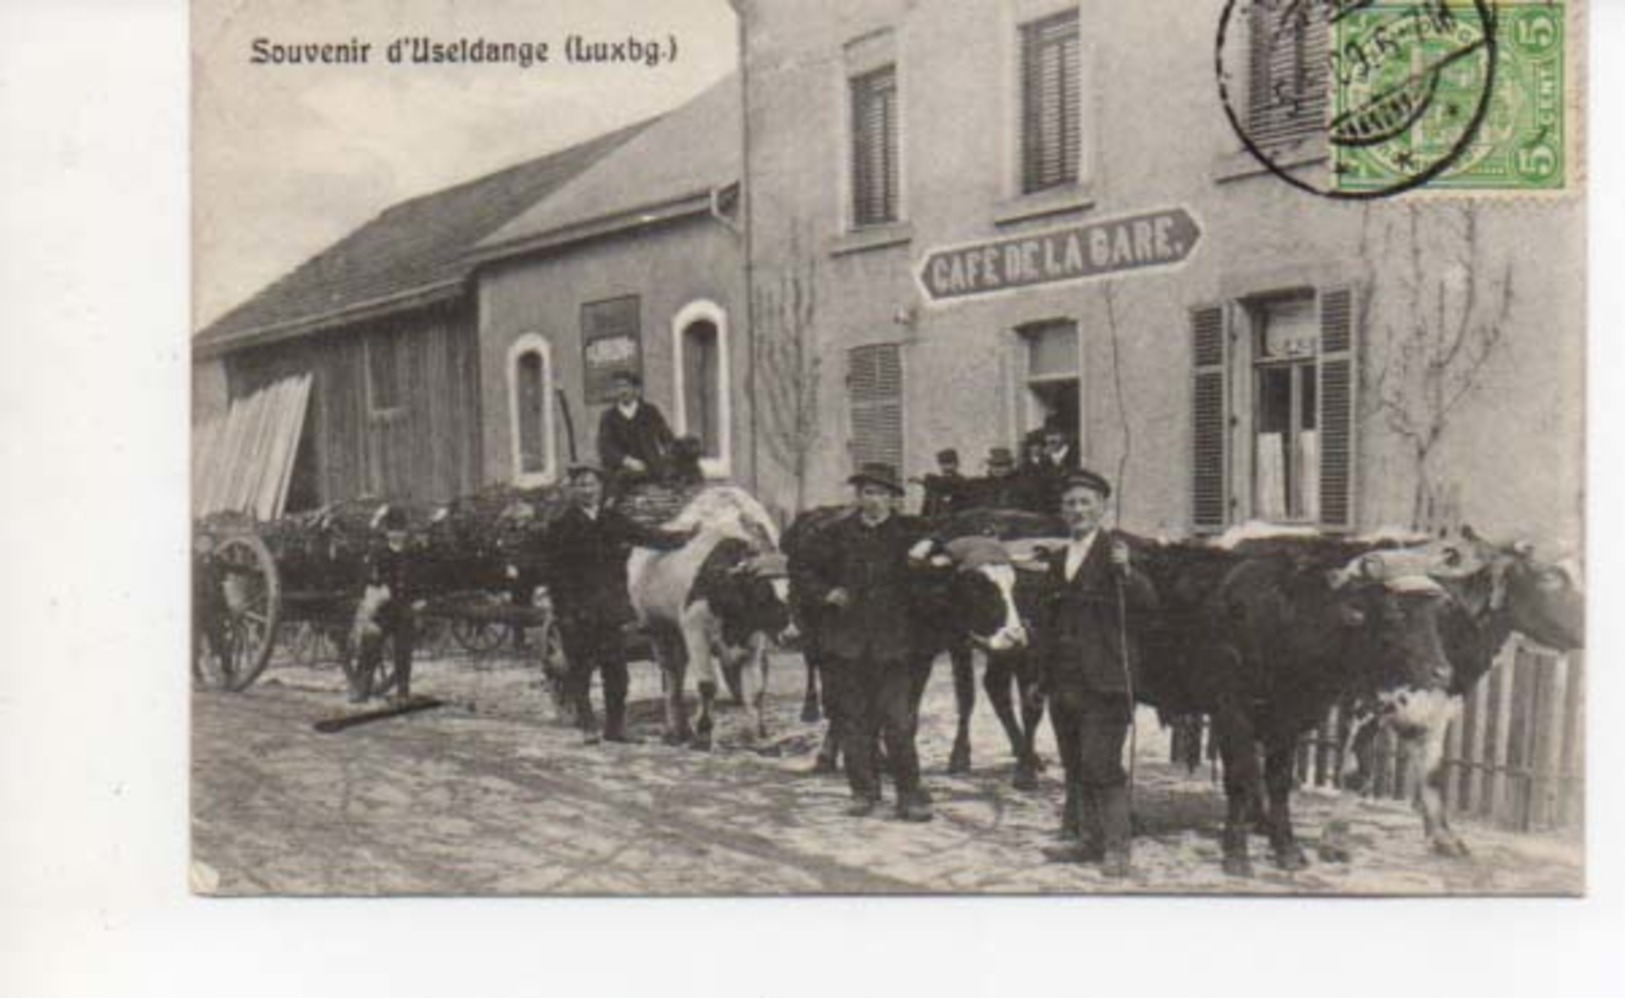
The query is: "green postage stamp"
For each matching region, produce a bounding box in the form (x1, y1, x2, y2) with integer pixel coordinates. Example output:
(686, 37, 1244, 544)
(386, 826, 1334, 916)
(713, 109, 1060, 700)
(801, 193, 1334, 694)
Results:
(1330, 1, 1569, 193)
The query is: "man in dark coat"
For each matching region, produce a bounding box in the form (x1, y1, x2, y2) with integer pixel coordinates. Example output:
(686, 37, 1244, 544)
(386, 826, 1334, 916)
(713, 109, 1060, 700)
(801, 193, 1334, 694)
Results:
(596, 371, 676, 488)
(539, 464, 693, 744)
(1031, 469, 1157, 877)
(919, 448, 972, 519)
(1028, 426, 1082, 515)
(349, 506, 420, 704)
(967, 446, 1043, 513)
(794, 462, 935, 821)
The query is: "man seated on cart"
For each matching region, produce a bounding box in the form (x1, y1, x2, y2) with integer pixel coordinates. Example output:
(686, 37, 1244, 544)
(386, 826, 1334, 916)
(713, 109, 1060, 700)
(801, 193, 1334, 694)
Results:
(539, 463, 696, 745)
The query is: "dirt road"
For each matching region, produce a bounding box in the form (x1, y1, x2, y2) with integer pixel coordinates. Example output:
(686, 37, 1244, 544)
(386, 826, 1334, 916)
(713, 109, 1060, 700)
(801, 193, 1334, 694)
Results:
(191, 651, 1582, 896)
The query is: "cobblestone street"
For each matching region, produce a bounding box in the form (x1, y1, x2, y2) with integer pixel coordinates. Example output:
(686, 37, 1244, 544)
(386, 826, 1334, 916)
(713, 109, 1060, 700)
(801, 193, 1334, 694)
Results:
(192, 649, 1583, 896)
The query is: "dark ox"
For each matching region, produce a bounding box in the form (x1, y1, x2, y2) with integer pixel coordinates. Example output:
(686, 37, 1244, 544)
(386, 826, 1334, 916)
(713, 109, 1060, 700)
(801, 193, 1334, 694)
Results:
(783, 509, 1030, 774)
(1129, 536, 1458, 876)
(1331, 530, 1584, 858)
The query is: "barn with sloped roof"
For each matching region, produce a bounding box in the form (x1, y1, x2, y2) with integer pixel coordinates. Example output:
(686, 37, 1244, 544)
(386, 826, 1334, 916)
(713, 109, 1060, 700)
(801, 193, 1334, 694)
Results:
(192, 119, 652, 517)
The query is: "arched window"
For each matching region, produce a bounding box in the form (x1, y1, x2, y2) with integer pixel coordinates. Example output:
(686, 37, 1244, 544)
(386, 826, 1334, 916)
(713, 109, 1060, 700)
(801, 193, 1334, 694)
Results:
(506, 333, 556, 486)
(671, 300, 731, 478)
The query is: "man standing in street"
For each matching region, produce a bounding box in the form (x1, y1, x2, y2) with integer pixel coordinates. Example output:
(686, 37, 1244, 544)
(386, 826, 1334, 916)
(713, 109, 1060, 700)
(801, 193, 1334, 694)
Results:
(596, 370, 676, 488)
(349, 506, 421, 705)
(539, 464, 693, 744)
(1032, 469, 1157, 877)
(795, 462, 934, 822)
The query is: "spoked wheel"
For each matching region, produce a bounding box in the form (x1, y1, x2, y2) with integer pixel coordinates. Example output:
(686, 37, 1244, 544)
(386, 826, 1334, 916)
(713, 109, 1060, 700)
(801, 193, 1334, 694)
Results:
(197, 533, 281, 692)
(536, 617, 573, 720)
(341, 631, 402, 702)
(450, 617, 508, 654)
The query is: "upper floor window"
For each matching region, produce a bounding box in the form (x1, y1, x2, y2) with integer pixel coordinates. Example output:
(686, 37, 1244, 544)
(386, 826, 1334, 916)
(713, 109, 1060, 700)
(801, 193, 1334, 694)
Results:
(1020, 9, 1081, 194)
(1247, 0, 1328, 148)
(850, 64, 900, 227)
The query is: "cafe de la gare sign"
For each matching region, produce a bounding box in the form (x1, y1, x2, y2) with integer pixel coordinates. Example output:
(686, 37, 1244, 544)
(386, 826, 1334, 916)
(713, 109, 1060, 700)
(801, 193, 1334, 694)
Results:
(917, 206, 1201, 303)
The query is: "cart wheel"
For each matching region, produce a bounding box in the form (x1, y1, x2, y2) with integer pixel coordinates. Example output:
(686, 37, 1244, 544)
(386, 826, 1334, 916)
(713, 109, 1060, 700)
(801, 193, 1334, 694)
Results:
(537, 618, 572, 718)
(199, 532, 281, 692)
(450, 618, 507, 654)
(342, 631, 400, 701)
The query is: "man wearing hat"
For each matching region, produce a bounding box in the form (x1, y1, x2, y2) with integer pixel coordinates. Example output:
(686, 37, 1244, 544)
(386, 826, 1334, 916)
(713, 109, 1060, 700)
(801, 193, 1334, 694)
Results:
(596, 370, 676, 487)
(967, 446, 1042, 513)
(349, 505, 421, 704)
(919, 447, 971, 519)
(794, 462, 935, 821)
(538, 463, 695, 744)
(1030, 468, 1157, 877)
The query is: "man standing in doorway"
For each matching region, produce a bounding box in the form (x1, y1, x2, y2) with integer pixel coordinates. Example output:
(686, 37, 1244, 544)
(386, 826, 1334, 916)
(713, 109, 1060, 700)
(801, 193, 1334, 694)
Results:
(539, 464, 693, 744)
(796, 462, 934, 822)
(596, 370, 676, 488)
(1032, 469, 1157, 877)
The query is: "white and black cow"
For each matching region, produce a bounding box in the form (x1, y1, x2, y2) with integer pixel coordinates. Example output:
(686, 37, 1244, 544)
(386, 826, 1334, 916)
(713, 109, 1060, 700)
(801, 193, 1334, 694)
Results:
(1324, 529, 1584, 859)
(783, 507, 1033, 775)
(627, 487, 791, 750)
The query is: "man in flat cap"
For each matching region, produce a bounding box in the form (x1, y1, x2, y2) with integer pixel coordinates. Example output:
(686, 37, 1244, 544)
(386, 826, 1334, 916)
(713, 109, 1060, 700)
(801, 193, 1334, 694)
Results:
(596, 370, 676, 489)
(537, 463, 694, 744)
(919, 447, 972, 519)
(793, 462, 935, 821)
(1031, 468, 1157, 876)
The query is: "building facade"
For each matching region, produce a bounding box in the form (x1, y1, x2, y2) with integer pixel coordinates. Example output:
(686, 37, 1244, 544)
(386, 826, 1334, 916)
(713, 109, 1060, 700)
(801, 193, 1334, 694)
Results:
(737, 0, 1583, 544)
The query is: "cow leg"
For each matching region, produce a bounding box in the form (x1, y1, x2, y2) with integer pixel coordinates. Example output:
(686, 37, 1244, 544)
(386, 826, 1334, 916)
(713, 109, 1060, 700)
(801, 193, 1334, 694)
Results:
(654, 628, 691, 746)
(984, 651, 1036, 789)
(1315, 707, 1380, 863)
(739, 634, 771, 744)
(681, 607, 720, 751)
(1262, 738, 1308, 871)
(947, 640, 975, 774)
(1405, 692, 1468, 858)
(1212, 701, 1261, 877)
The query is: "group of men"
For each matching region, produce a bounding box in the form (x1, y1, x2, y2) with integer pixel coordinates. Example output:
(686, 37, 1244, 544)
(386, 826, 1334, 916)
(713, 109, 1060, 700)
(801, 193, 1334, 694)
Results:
(918, 425, 1085, 520)
(345, 367, 1147, 877)
(807, 456, 1154, 876)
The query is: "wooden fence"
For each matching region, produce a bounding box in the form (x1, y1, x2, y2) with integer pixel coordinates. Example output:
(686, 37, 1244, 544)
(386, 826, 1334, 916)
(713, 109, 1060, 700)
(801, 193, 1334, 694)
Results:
(1167, 642, 1585, 834)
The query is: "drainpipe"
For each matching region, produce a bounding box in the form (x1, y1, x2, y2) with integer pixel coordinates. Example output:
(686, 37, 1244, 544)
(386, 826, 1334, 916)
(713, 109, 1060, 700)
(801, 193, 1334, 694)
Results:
(735, 4, 760, 495)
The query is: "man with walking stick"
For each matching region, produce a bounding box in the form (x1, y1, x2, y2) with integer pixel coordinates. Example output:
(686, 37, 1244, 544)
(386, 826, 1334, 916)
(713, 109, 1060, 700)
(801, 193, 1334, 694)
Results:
(1031, 469, 1157, 877)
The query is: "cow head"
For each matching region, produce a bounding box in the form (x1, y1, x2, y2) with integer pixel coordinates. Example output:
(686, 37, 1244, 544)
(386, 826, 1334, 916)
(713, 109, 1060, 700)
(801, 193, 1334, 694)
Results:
(928, 536, 1028, 652)
(1453, 528, 1585, 653)
(1330, 555, 1457, 695)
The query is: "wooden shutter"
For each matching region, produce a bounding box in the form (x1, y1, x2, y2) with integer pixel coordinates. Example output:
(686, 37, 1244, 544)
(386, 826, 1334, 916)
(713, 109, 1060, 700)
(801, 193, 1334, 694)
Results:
(850, 65, 898, 227)
(1021, 10, 1080, 194)
(1191, 304, 1230, 533)
(848, 343, 904, 472)
(1317, 287, 1358, 530)
(1247, 2, 1328, 147)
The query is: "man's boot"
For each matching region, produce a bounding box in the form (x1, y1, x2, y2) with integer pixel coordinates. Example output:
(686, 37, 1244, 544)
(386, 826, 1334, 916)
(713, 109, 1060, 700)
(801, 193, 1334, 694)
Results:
(1044, 784, 1103, 863)
(1099, 784, 1133, 879)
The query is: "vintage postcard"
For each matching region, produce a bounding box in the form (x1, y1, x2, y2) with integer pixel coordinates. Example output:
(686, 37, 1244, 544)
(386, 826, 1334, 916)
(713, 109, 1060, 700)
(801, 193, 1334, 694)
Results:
(191, 0, 1587, 897)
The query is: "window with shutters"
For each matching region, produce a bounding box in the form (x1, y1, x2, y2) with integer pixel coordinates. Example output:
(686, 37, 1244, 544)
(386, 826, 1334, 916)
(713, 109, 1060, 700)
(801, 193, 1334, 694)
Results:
(1020, 9, 1081, 195)
(850, 64, 899, 228)
(1189, 288, 1358, 532)
(848, 343, 904, 473)
(1247, 0, 1328, 148)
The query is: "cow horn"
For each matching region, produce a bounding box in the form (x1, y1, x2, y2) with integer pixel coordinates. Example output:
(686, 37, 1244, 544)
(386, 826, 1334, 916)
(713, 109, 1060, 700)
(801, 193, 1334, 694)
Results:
(1357, 553, 1387, 582)
(1511, 539, 1536, 559)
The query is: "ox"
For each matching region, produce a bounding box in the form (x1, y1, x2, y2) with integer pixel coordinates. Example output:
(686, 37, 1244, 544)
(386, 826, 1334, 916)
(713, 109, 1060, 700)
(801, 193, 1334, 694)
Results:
(1327, 529, 1584, 858)
(1124, 532, 1460, 876)
(783, 506, 1032, 777)
(627, 487, 790, 750)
